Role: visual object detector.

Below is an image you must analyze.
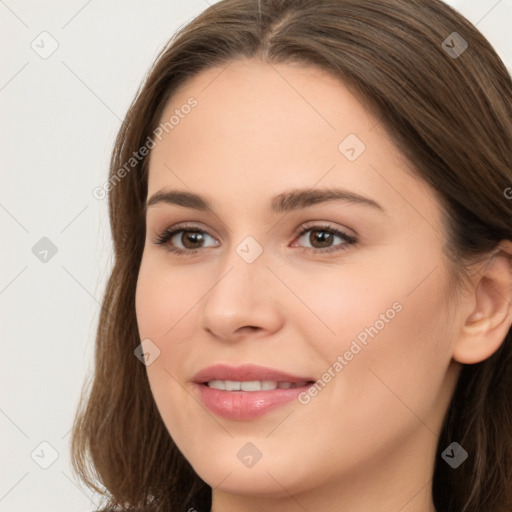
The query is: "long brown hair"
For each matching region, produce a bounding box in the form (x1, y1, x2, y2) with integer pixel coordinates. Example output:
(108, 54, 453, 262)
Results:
(70, 1, 512, 511)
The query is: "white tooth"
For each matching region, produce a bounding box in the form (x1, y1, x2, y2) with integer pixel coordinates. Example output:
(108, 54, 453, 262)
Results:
(208, 380, 300, 391)
(241, 381, 262, 391)
(225, 380, 241, 391)
(208, 380, 226, 390)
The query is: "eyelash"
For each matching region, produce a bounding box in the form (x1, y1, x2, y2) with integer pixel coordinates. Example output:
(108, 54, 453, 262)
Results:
(152, 222, 357, 256)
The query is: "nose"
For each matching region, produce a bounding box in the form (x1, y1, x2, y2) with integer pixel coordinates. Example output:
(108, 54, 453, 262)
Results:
(199, 248, 284, 342)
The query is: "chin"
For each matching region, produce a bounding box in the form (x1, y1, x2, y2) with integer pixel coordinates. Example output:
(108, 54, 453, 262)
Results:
(194, 460, 303, 498)
(180, 438, 320, 499)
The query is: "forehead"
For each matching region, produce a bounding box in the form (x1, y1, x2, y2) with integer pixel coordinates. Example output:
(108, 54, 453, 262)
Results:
(146, 58, 437, 223)
(152, 58, 376, 158)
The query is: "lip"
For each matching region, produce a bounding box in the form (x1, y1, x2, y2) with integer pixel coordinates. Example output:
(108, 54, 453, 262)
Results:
(193, 363, 315, 384)
(193, 364, 316, 421)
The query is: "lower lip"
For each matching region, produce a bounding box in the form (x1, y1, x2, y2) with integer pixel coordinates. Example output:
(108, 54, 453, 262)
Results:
(195, 383, 312, 420)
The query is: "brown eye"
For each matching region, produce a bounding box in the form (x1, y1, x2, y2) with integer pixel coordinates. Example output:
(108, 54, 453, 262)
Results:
(179, 230, 206, 249)
(295, 225, 357, 254)
(307, 229, 335, 249)
(153, 225, 219, 255)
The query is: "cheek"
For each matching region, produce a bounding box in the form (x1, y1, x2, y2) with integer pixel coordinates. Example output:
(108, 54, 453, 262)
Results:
(300, 253, 452, 411)
(319, 268, 452, 428)
(290, 272, 453, 474)
(135, 259, 200, 441)
(135, 256, 206, 341)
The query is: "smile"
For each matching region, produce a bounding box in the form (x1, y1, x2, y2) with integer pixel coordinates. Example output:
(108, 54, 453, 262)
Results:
(205, 380, 311, 391)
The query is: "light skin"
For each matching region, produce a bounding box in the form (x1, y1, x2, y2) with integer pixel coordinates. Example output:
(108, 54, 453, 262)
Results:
(135, 58, 512, 512)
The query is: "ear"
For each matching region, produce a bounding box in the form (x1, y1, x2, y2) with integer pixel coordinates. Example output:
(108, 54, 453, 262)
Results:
(453, 241, 512, 364)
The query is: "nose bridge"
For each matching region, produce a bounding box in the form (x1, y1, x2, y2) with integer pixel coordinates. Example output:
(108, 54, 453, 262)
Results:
(208, 236, 266, 310)
(199, 234, 282, 338)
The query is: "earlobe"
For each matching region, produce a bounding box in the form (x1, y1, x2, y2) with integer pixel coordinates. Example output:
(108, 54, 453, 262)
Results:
(453, 244, 512, 365)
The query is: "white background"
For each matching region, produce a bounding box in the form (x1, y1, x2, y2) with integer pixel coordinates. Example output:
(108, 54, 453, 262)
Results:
(1, 1, 511, 511)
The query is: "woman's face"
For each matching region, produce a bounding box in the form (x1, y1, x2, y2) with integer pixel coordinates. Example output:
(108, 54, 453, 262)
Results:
(136, 59, 462, 508)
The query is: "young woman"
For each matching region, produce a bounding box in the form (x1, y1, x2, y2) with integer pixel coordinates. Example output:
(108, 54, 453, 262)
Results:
(71, 1, 512, 511)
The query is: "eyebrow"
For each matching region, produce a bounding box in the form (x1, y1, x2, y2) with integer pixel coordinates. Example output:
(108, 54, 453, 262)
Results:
(145, 187, 385, 214)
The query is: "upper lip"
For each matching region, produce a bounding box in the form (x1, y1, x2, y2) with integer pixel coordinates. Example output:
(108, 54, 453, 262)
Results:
(193, 364, 315, 384)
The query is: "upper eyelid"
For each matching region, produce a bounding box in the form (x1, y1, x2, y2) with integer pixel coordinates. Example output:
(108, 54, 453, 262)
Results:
(163, 223, 219, 241)
(163, 221, 350, 236)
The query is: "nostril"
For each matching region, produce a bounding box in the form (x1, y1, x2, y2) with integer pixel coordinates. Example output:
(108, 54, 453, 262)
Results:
(240, 326, 259, 332)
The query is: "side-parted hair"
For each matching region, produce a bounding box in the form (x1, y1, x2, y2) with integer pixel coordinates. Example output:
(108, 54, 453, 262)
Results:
(71, 1, 512, 511)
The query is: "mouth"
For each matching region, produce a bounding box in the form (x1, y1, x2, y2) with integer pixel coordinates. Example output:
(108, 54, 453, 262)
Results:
(193, 363, 315, 386)
(202, 379, 313, 391)
(193, 364, 316, 420)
